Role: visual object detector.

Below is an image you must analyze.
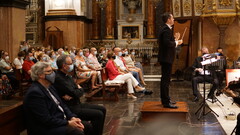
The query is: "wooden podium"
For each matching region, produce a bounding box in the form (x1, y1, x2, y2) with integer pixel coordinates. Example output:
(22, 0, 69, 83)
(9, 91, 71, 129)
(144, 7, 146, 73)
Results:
(140, 101, 189, 122)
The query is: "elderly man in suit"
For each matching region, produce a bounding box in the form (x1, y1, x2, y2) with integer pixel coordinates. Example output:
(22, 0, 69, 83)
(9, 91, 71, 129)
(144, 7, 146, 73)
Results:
(191, 47, 219, 102)
(158, 13, 183, 108)
(23, 62, 92, 135)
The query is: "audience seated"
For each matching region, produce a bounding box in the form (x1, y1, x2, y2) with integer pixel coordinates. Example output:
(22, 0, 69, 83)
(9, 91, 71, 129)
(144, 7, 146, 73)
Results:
(69, 46, 76, 58)
(54, 55, 106, 135)
(191, 47, 219, 102)
(13, 51, 25, 70)
(24, 62, 91, 135)
(113, 47, 142, 87)
(33, 47, 42, 59)
(129, 49, 144, 70)
(88, 47, 102, 84)
(97, 47, 108, 67)
(75, 49, 99, 89)
(37, 53, 50, 62)
(63, 46, 70, 55)
(122, 48, 146, 86)
(83, 48, 95, 70)
(0, 51, 19, 90)
(57, 48, 65, 57)
(19, 41, 30, 52)
(22, 52, 35, 82)
(49, 51, 58, 70)
(28, 47, 38, 63)
(106, 51, 146, 99)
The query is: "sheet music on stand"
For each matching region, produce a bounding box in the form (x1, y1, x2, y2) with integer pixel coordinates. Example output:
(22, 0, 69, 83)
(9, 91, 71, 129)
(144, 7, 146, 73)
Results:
(201, 57, 218, 66)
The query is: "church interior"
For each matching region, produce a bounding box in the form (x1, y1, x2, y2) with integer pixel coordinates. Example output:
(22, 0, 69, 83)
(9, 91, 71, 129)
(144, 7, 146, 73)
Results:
(1, 0, 240, 135)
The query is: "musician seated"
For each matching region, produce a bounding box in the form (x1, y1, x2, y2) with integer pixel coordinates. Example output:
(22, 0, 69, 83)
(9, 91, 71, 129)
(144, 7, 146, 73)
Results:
(233, 57, 240, 69)
(216, 47, 225, 57)
(192, 47, 219, 102)
(214, 47, 227, 88)
(223, 88, 240, 105)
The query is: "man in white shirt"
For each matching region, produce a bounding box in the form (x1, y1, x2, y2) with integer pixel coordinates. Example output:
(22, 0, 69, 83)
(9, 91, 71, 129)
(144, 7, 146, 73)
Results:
(0, 51, 19, 89)
(88, 47, 102, 83)
(113, 47, 141, 86)
(192, 47, 219, 102)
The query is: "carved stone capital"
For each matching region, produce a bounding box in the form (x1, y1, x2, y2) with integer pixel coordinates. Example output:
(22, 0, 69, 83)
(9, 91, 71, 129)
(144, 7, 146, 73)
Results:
(212, 16, 235, 26)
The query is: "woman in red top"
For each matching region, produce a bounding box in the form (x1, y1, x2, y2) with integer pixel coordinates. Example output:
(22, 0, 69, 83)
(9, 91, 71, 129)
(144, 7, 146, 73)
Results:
(105, 51, 145, 99)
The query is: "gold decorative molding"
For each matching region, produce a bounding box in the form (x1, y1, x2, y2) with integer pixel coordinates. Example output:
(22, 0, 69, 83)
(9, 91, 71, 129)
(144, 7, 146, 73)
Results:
(219, 0, 232, 6)
(194, 0, 203, 16)
(47, 9, 76, 16)
(212, 16, 235, 25)
(173, 0, 181, 17)
(237, 0, 240, 13)
(202, 0, 217, 14)
(183, 0, 192, 16)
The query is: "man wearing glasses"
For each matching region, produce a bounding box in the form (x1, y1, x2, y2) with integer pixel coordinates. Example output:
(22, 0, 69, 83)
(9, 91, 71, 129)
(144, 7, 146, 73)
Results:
(24, 62, 91, 135)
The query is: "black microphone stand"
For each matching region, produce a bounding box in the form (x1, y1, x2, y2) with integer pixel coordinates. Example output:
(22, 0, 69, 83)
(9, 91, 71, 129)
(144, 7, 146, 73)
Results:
(195, 63, 219, 120)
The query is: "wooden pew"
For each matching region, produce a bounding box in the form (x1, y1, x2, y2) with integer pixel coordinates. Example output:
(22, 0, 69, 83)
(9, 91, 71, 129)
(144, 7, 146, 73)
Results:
(0, 101, 26, 135)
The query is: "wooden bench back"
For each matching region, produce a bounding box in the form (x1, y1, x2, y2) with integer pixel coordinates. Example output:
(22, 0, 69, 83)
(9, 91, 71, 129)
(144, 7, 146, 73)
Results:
(0, 101, 26, 135)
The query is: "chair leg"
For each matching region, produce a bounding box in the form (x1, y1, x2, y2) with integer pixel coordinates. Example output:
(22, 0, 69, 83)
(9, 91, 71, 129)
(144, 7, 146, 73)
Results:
(102, 86, 106, 100)
(114, 87, 119, 101)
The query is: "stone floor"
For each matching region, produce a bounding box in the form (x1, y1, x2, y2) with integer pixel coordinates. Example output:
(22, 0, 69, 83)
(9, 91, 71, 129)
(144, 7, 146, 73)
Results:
(0, 62, 227, 135)
(88, 63, 226, 135)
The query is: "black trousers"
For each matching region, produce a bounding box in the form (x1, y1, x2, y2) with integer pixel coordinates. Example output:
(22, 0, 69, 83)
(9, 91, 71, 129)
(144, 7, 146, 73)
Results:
(69, 103, 106, 135)
(160, 62, 172, 105)
(236, 113, 240, 134)
(192, 75, 219, 97)
(4, 72, 19, 89)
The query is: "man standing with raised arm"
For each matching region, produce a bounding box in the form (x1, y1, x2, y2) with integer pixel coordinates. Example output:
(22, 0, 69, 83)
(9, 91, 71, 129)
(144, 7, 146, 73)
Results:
(159, 13, 183, 109)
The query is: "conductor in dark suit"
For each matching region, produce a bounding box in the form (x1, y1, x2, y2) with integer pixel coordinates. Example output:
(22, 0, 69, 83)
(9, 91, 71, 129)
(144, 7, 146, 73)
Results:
(24, 62, 91, 135)
(158, 13, 183, 108)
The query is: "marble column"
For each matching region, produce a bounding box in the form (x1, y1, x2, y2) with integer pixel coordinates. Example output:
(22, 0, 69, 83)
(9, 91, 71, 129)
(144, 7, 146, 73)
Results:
(92, 0, 101, 39)
(105, 0, 116, 39)
(146, 0, 156, 38)
(0, 0, 29, 61)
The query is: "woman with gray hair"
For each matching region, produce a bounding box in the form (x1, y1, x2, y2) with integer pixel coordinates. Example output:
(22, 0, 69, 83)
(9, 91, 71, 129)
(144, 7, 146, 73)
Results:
(24, 62, 91, 135)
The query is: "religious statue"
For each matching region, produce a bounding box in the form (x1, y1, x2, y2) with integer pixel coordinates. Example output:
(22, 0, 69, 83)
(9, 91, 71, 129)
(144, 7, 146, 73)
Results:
(123, 0, 142, 14)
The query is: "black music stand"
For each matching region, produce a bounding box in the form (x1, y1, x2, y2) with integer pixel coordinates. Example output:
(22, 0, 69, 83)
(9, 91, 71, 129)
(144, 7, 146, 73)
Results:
(195, 58, 219, 120)
(206, 65, 224, 106)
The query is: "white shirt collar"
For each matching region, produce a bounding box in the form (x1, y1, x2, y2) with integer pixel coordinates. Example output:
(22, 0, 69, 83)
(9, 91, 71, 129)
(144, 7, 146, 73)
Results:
(166, 23, 172, 29)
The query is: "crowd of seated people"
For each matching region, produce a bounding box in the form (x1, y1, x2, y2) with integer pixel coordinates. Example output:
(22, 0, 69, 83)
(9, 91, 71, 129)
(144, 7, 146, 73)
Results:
(0, 40, 162, 100)
(0, 43, 154, 134)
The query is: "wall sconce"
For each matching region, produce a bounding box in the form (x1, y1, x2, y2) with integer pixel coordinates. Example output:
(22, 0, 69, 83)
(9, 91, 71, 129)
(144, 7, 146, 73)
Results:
(96, 0, 107, 10)
(151, 0, 161, 8)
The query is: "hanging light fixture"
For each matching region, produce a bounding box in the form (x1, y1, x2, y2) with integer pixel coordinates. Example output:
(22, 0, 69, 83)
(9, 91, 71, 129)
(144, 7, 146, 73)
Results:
(96, 0, 107, 10)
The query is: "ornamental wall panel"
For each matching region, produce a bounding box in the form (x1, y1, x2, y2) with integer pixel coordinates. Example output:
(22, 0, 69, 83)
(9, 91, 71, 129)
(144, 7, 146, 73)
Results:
(194, 0, 203, 16)
(172, 0, 181, 17)
(182, 0, 192, 16)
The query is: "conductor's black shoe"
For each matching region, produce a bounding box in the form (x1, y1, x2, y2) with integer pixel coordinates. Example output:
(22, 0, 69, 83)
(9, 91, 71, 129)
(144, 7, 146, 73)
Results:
(193, 96, 199, 102)
(207, 95, 216, 100)
(143, 90, 153, 95)
(170, 100, 176, 104)
(163, 104, 178, 109)
(207, 95, 217, 102)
